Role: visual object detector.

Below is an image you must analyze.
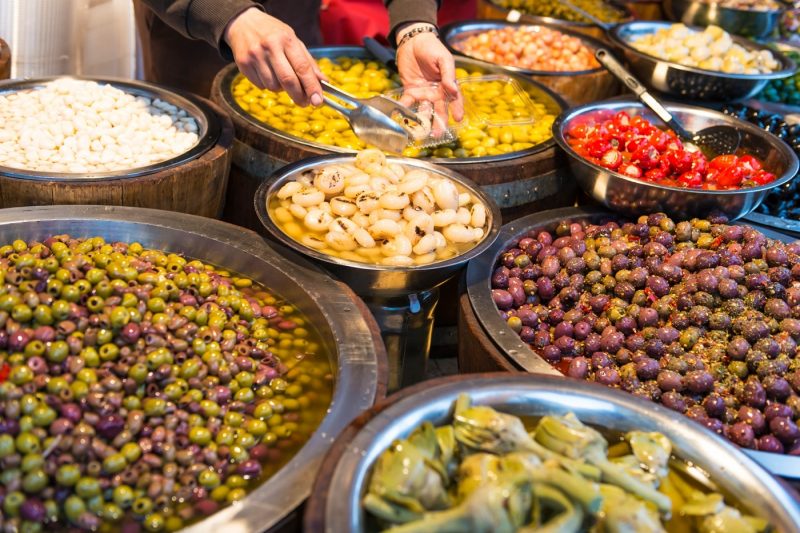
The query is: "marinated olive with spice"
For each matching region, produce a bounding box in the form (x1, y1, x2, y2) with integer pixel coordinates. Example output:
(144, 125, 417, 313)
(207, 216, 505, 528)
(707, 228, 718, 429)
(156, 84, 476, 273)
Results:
(0, 236, 333, 531)
(491, 214, 800, 455)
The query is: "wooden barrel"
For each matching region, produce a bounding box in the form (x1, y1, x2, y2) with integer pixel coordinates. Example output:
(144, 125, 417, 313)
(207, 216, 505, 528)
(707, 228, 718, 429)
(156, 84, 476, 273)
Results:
(0, 97, 233, 218)
(211, 51, 577, 231)
(0, 39, 9, 80)
(476, 0, 633, 42)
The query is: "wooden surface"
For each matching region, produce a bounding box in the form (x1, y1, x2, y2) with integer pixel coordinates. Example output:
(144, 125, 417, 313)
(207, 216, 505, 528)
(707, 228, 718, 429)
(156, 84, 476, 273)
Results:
(0, 39, 9, 80)
(0, 97, 233, 218)
(457, 277, 520, 373)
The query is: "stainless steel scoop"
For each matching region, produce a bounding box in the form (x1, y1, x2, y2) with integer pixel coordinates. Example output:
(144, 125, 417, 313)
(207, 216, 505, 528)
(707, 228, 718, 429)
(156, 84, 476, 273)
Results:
(595, 49, 741, 157)
(320, 80, 418, 153)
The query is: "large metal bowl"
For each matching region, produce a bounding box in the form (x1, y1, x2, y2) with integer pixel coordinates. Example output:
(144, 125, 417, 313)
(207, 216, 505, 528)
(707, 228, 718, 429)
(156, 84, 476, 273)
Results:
(465, 206, 800, 478)
(0, 205, 385, 532)
(254, 154, 502, 298)
(441, 20, 620, 106)
(306, 373, 800, 532)
(0, 77, 221, 180)
(610, 21, 797, 101)
(552, 98, 800, 219)
(216, 46, 566, 166)
(664, 0, 785, 39)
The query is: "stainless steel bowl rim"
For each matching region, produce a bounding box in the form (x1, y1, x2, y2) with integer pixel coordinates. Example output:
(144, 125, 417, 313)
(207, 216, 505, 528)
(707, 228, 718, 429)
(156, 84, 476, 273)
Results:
(0, 205, 383, 533)
(483, 0, 633, 28)
(552, 98, 800, 196)
(321, 373, 800, 532)
(611, 21, 797, 80)
(255, 153, 502, 273)
(216, 46, 567, 165)
(0, 76, 221, 181)
(441, 19, 607, 77)
(465, 205, 800, 476)
(666, 0, 785, 16)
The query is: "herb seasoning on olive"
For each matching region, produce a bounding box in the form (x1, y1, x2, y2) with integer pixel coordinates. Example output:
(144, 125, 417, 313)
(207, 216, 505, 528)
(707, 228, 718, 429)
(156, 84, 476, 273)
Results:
(492, 214, 800, 454)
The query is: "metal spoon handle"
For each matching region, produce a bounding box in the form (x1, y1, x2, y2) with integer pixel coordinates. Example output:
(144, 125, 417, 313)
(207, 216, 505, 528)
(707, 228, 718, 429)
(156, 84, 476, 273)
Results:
(320, 80, 362, 109)
(595, 49, 694, 143)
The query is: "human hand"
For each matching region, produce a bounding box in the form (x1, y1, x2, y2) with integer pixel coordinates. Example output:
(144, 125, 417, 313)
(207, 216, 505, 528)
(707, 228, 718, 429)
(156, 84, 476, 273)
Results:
(396, 31, 464, 126)
(224, 7, 324, 106)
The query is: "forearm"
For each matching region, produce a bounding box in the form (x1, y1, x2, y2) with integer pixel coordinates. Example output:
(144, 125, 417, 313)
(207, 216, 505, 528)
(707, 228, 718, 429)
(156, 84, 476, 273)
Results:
(137, 0, 261, 54)
(384, 0, 440, 43)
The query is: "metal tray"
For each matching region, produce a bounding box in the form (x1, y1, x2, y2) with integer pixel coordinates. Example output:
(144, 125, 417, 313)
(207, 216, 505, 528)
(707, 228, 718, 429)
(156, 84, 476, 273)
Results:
(312, 373, 800, 532)
(0, 205, 384, 532)
(215, 46, 566, 165)
(0, 77, 221, 181)
(466, 206, 800, 478)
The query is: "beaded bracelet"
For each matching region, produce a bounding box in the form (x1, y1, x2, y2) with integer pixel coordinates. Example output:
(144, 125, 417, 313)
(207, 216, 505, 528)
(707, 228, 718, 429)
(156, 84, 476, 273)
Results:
(397, 24, 439, 48)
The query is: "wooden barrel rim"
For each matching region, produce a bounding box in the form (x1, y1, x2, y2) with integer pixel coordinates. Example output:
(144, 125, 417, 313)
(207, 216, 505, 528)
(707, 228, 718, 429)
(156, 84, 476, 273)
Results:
(0, 97, 234, 219)
(0, 39, 9, 81)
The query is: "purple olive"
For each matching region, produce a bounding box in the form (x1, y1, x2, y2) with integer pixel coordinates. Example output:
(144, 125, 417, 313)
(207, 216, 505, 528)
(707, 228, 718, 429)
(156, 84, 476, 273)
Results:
(766, 247, 789, 266)
(96, 414, 125, 440)
(599, 331, 624, 354)
(765, 403, 793, 421)
(567, 357, 589, 379)
(722, 225, 743, 242)
(702, 418, 725, 435)
(757, 435, 785, 454)
(635, 358, 660, 380)
(491, 267, 510, 289)
(728, 421, 756, 448)
(517, 308, 538, 328)
(533, 330, 551, 348)
(646, 276, 669, 297)
(764, 376, 792, 401)
(737, 406, 766, 434)
(727, 337, 750, 360)
(742, 377, 767, 409)
(625, 333, 646, 352)
(537, 278, 555, 301)
(765, 299, 792, 319)
(554, 336, 576, 356)
(615, 316, 636, 335)
(573, 321, 591, 340)
(685, 371, 714, 394)
(491, 289, 514, 310)
(595, 367, 621, 386)
(584, 333, 601, 354)
(20, 498, 46, 522)
(657, 370, 684, 392)
(780, 318, 800, 338)
(542, 344, 562, 362)
(645, 339, 665, 358)
(637, 308, 659, 328)
(507, 279, 526, 307)
(541, 255, 560, 278)
(770, 417, 800, 444)
(656, 326, 679, 344)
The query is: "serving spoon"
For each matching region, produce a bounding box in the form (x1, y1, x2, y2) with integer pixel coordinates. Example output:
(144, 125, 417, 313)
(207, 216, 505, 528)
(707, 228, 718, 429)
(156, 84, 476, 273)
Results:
(595, 49, 741, 157)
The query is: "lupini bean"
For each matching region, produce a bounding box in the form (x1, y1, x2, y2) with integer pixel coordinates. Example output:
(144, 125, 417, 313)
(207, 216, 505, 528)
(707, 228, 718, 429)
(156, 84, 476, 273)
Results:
(0, 235, 334, 530)
(490, 213, 800, 455)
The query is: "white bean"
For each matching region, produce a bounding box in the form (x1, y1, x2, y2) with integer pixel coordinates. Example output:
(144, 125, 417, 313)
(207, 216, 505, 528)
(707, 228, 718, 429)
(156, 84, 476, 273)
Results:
(303, 209, 334, 232)
(329, 217, 359, 235)
(432, 209, 458, 228)
(397, 169, 429, 195)
(382, 255, 414, 267)
(356, 192, 380, 214)
(413, 234, 438, 256)
(313, 167, 346, 195)
(415, 252, 437, 265)
(458, 192, 472, 207)
(325, 231, 357, 251)
(301, 235, 327, 250)
(291, 188, 325, 207)
(353, 228, 376, 248)
(433, 180, 460, 210)
(354, 148, 386, 171)
(379, 191, 410, 210)
(456, 207, 471, 226)
(289, 204, 308, 219)
(369, 219, 402, 239)
(330, 196, 357, 217)
(411, 189, 436, 213)
(277, 181, 302, 200)
(382, 235, 413, 257)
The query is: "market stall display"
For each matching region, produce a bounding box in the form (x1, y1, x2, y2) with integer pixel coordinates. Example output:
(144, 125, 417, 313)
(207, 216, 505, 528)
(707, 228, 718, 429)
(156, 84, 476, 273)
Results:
(0, 78, 232, 218)
(756, 42, 800, 105)
(610, 22, 797, 101)
(664, 0, 785, 39)
(442, 21, 619, 106)
(553, 100, 799, 218)
(304, 374, 800, 532)
(464, 206, 800, 468)
(476, 0, 632, 41)
(0, 206, 386, 533)
(257, 152, 500, 390)
(211, 47, 574, 231)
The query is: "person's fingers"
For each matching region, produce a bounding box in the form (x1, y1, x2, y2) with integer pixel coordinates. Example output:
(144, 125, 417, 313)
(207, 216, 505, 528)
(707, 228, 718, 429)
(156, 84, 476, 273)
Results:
(255, 59, 281, 92)
(269, 50, 308, 105)
(436, 54, 464, 122)
(285, 41, 323, 106)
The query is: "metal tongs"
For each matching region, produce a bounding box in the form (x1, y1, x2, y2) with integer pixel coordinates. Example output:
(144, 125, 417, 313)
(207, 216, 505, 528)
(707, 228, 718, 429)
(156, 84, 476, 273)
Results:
(320, 80, 420, 153)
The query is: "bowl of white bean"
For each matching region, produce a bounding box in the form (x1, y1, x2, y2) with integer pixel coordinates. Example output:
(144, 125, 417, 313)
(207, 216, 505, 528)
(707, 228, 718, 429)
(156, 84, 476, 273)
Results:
(0, 77, 220, 179)
(255, 150, 502, 297)
(664, 0, 784, 39)
(609, 21, 797, 101)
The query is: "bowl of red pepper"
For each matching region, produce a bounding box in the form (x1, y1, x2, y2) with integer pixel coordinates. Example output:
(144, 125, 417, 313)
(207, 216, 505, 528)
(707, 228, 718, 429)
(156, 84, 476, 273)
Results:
(553, 98, 799, 220)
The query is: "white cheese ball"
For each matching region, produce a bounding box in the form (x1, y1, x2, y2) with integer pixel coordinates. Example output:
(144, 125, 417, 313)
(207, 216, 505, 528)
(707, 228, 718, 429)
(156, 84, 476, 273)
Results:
(0, 78, 201, 173)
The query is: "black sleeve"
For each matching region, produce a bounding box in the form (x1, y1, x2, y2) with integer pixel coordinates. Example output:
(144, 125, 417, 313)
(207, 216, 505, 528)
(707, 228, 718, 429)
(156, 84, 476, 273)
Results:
(137, 0, 264, 58)
(385, 0, 441, 43)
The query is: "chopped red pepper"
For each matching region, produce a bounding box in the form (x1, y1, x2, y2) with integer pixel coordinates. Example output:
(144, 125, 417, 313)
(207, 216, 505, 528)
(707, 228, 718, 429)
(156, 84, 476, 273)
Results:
(0, 362, 10, 384)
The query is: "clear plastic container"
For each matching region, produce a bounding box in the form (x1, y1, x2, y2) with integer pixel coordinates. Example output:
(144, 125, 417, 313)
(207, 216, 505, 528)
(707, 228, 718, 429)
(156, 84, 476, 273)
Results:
(457, 74, 537, 128)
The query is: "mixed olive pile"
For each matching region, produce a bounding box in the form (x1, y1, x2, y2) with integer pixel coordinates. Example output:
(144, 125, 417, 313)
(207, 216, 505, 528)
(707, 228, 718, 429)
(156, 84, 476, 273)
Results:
(720, 104, 800, 219)
(758, 49, 800, 105)
(491, 0, 628, 24)
(232, 57, 557, 159)
(0, 236, 333, 532)
(491, 214, 800, 455)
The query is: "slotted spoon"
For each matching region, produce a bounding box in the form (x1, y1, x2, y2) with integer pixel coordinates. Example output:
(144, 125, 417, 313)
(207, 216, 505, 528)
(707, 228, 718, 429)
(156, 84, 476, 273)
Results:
(595, 49, 741, 157)
(320, 80, 418, 153)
